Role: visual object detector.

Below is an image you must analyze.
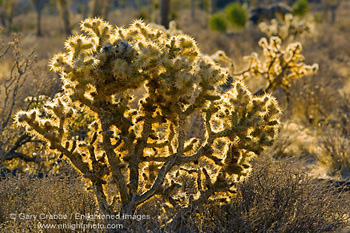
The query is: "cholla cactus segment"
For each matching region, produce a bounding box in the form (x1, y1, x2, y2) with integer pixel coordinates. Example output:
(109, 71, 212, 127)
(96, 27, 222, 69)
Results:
(242, 36, 318, 94)
(16, 18, 281, 215)
(259, 13, 314, 41)
(148, 20, 183, 36)
(207, 82, 280, 178)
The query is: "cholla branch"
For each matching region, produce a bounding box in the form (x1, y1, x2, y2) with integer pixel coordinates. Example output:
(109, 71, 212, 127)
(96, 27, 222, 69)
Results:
(259, 14, 315, 41)
(237, 36, 318, 96)
(16, 18, 281, 216)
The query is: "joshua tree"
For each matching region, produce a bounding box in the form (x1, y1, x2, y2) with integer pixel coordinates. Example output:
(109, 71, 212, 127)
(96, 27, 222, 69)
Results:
(211, 0, 217, 14)
(323, 0, 342, 24)
(0, 0, 18, 33)
(31, 0, 48, 36)
(90, 0, 111, 19)
(160, 0, 170, 28)
(191, 0, 196, 21)
(56, 0, 71, 36)
(16, 18, 281, 221)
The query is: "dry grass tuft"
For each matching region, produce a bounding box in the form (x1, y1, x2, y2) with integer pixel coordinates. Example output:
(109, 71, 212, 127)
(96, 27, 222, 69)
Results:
(0, 173, 101, 232)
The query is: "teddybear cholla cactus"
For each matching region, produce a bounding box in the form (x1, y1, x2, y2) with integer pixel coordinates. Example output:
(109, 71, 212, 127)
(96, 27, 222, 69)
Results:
(243, 36, 318, 95)
(258, 14, 314, 41)
(16, 18, 280, 214)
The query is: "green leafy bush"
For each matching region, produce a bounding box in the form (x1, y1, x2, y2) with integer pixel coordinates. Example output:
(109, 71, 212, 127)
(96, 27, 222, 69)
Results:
(225, 3, 248, 29)
(292, 0, 310, 17)
(209, 13, 227, 32)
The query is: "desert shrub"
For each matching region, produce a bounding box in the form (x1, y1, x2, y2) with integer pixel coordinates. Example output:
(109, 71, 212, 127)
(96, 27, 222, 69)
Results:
(15, 17, 281, 225)
(319, 130, 350, 177)
(292, 0, 310, 17)
(262, 121, 320, 161)
(158, 158, 350, 232)
(225, 2, 248, 29)
(3, 157, 349, 232)
(0, 172, 100, 232)
(209, 13, 227, 33)
(313, 12, 325, 23)
(337, 93, 350, 137)
(0, 33, 54, 174)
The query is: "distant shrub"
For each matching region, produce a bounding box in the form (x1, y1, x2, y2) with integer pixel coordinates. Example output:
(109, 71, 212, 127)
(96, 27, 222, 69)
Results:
(225, 3, 248, 29)
(292, 0, 310, 17)
(313, 12, 325, 23)
(202, 0, 211, 12)
(170, 10, 178, 20)
(320, 130, 350, 177)
(209, 13, 227, 32)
